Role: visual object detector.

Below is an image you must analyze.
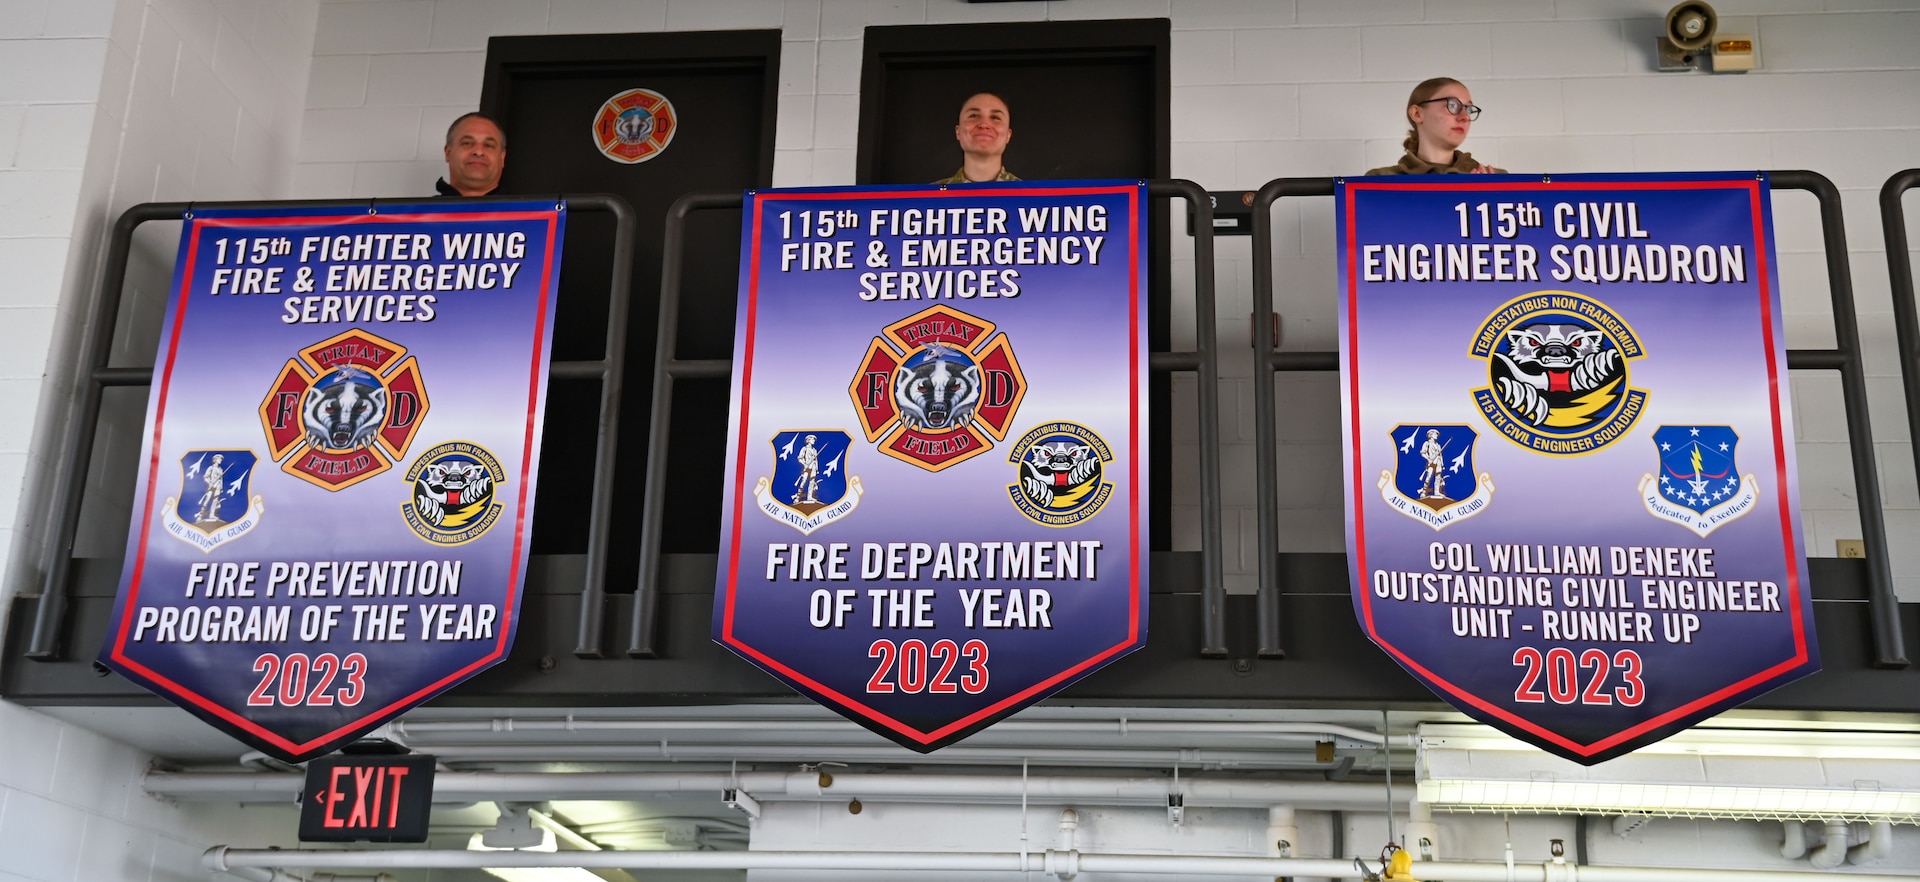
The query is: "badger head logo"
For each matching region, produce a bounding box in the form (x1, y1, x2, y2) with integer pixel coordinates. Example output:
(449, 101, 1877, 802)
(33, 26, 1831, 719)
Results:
(895, 345, 980, 431)
(302, 366, 388, 451)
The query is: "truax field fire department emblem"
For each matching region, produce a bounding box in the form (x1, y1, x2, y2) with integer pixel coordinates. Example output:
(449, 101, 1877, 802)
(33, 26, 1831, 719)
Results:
(756, 430, 862, 535)
(402, 441, 504, 546)
(1007, 421, 1113, 527)
(592, 88, 676, 164)
(258, 328, 428, 491)
(1639, 425, 1760, 537)
(848, 304, 1025, 471)
(161, 449, 263, 551)
(1470, 291, 1646, 456)
(1380, 424, 1494, 530)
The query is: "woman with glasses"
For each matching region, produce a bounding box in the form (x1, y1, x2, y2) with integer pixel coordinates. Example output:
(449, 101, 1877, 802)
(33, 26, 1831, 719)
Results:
(1367, 77, 1504, 175)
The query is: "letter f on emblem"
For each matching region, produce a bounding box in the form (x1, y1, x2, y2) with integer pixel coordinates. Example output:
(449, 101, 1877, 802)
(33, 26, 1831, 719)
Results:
(861, 372, 888, 409)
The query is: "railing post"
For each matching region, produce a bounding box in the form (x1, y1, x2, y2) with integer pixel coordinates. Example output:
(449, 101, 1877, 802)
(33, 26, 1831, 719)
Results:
(1880, 169, 1920, 522)
(1249, 178, 1338, 659)
(1150, 180, 1226, 657)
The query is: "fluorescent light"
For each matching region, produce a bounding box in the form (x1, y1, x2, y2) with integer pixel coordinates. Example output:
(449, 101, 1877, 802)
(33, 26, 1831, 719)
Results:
(1416, 723, 1920, 822)
(468, 830, 608, 882)
(1417, 778, 1920, 822)
(475, 869, 607, 882)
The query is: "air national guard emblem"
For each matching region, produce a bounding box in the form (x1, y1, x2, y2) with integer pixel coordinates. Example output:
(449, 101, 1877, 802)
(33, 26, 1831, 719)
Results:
(1470, 292, 1646, 456)
(756, 430, 862, 535)
(1639, 425, 1760, 537)
(258, 329, 428, 490)
(1008, 422, 1113, 527)
(592, 88, 676, 164)
(848, 304, 1026, 471)
(1379, 425, 1494, 530)
(161, 449, 263, 551)
(402, 441, 505, 546)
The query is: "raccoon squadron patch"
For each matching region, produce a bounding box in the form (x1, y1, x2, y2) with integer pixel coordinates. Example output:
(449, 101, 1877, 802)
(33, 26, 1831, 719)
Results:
(847, 304, 1026, 472)
(1006, 422, 1113, 527)
(755, 430, 863, 535)
(1638, 425, 1761, 537)
(160, 449, 264, 552)
(402, 441, 505, 546)
(593, 88, 676, 164)
(1469, 291, 1646, 457)
(1379, 425, 1494, 531)
(257, 329, 429, 490)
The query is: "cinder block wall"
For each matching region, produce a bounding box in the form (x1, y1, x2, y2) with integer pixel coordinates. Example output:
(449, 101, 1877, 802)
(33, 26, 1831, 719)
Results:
(0, 1, 317, 879)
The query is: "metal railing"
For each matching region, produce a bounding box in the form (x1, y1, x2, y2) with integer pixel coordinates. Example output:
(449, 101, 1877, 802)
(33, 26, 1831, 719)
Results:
(26, 194, 635, 661)
(1248, 172, 1908, 668)
(1881, 168, 1920, 513)
(621, 181, 1229, 657)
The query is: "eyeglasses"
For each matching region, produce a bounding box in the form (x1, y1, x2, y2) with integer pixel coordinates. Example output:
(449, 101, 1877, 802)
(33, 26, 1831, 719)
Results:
(1417, 97, 1481, 120)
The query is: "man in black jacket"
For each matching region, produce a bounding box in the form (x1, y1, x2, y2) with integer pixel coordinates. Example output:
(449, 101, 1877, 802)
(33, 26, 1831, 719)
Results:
(436, 112, 506, 197)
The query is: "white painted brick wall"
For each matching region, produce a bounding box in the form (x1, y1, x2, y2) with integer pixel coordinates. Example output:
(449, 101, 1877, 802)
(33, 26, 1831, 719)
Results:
(269, 0, 1920, 601)
(0, 2, 319, 881)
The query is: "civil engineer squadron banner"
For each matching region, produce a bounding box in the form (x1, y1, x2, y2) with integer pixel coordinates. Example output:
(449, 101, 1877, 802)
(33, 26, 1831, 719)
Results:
(715, 182, 1150, 752)
(100, 201, 565, 762)
(1338, 173, 1817, 765)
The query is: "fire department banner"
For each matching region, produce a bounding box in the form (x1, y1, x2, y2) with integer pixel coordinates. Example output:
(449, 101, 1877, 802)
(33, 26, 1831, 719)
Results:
(1338, 173, 1818, 764)
(715, 183, 1149, 752)
(99, 201, 565, 761)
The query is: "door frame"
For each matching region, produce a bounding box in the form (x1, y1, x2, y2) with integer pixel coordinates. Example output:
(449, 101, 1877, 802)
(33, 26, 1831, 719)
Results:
(478, 30, 782, 188)
(852, 19, 1170, 185)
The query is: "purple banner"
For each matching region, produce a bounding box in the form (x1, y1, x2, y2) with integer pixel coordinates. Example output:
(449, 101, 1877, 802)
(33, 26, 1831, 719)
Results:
(714, 183, 1150, 752)
(1338, 174, 1818, 764)
(99, 201, 565, 761)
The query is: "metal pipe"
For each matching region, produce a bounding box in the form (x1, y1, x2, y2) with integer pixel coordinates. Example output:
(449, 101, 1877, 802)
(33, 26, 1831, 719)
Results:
(565, 193, 635, 659)
(203, 847, 1920, 881)
(1808, 820, 1850, 869)
(1149, 179, 1226, 658)
(273, 743, 1350, 767)
(1850, 819, 1894, 865)
(1249, 177, 1338, 658)
(629, 191, 743, 657)
(151, 770, 1392, 809)
(1881, 169, 1920, 541)
(1780, 819, 1808, 860)
(391, 716, 1388, 743)
(29, 202, 178, 659)
(1774, 170, 1908, 668)
(92, 365, 154, 385)
(1785, 349, 1847, 370)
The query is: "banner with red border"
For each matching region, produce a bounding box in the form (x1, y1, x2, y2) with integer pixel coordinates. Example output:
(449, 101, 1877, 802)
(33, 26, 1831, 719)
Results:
(99, 201, 565, 762)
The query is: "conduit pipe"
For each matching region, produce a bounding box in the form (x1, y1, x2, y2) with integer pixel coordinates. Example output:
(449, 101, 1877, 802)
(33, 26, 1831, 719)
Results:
(203, 847, 1920, 881)
(1780, 820, 1808, 860)
(1407, 800, 1440, 862)
(1851, 820, 1894, 865)
(389, 718, 1393, 745)
(1809, 821, 1852, 869)
(220, 868, 395, 882)
(148, 770, 1392, 809)
(362, 743, 1349, 767)
(1267, 805, 1299, 857)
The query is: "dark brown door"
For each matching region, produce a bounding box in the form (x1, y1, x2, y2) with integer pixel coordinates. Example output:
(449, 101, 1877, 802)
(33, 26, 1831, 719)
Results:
(855, 19, 1173, 547)
(480, 31, 778, 601)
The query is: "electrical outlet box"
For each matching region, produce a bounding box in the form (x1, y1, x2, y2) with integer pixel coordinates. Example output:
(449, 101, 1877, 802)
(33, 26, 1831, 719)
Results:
(1838, 539, 1866, 559)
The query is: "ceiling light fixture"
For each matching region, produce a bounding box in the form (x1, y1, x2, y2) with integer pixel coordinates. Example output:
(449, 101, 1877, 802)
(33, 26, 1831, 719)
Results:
(1416, 724, 1920, 822)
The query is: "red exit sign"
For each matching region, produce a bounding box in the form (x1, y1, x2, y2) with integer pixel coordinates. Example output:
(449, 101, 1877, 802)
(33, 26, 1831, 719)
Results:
(298, 753, 436, 842)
